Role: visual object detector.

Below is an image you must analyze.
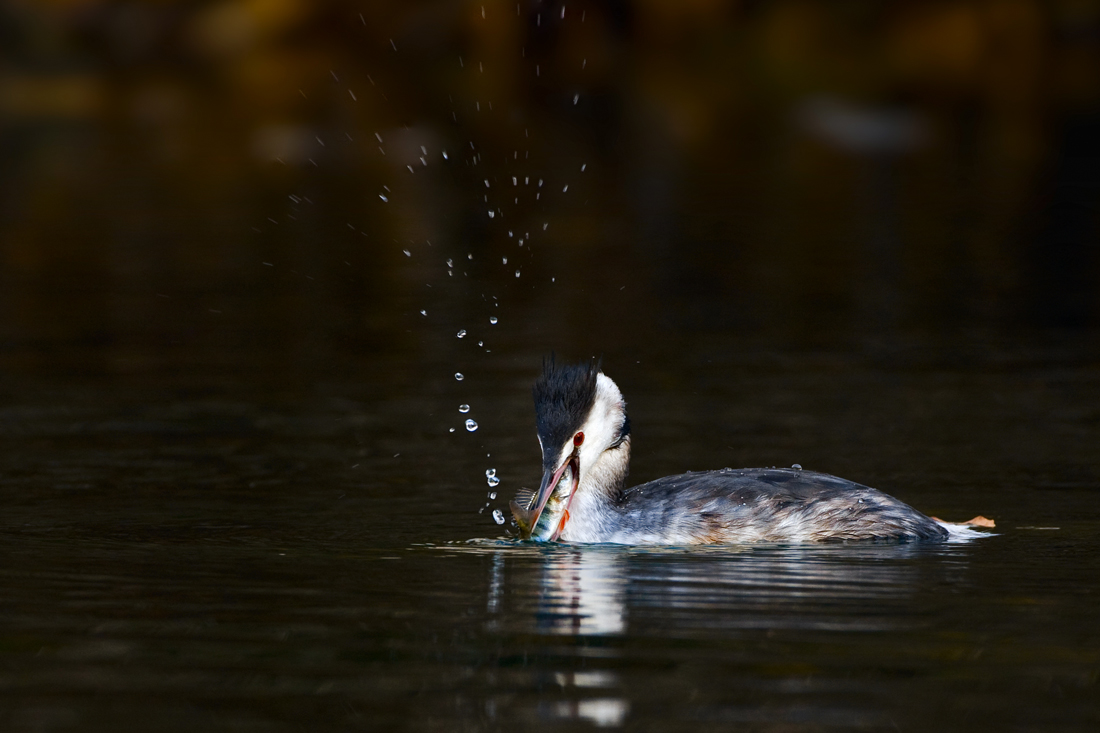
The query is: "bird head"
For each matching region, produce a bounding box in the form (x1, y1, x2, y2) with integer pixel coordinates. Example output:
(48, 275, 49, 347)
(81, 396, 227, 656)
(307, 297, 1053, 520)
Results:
(511, 357, 630, 540)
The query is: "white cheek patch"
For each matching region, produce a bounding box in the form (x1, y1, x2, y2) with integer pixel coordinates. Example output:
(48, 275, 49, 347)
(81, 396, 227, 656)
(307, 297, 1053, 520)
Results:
(574, 373, 626, 472)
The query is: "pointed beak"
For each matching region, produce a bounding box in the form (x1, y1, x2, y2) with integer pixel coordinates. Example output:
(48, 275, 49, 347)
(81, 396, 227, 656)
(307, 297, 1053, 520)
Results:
(511, 454, 573, 540)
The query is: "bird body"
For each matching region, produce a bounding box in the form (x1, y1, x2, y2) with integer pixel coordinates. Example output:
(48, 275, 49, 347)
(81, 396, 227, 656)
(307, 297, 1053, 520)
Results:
(558, 467, 947, 544)
(511, 359, 979, 545)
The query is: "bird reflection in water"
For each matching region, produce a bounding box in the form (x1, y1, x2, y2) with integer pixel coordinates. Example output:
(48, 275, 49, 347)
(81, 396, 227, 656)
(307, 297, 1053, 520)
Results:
(513, 544, 940, 633)
(534, 548, 627, 636)
(478, 542, 969, 727)
(485, 547, 630, 727)
(537, 550, 629, 727)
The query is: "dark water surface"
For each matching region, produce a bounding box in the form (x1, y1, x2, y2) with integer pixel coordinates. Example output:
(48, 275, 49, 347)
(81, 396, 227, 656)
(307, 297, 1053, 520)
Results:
(2, 334, 1098, 732)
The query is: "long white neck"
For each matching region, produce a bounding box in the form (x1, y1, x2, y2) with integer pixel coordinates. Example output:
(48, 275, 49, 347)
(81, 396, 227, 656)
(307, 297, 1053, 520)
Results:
(560, 435, 631, 542)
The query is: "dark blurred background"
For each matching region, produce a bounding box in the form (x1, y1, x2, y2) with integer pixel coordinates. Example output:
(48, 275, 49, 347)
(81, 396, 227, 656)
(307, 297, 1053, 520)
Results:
(3, 0, 1098, 374)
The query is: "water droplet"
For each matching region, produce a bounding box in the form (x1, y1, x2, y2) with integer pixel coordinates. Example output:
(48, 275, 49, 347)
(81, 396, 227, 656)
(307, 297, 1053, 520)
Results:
(457, 329, 466, 338)
(492, 508, 505, 525)
(459, 404, 470, 413)
(455, 373, 464, 381)
(403, 249, 411, 257)
(488, 491, 497, 500)
(484, 179, 490, 188)
(379, 194, 388, 202)
(562, 185, 569, 192)
(513, 270, 519, 278)
(573, 93, 579, 105)
(502, 257, 508, 264)
(465, 419, 478, 432)
(449, 427, 455, 433)
(468, 254, 473, 260)
(486, 468, 496, 478)
(488, 210, 495, 218)
(442, 150, 449, 159)
(581, 163, 587, 172)
(489, 316, 498, 324)
(858, 498, 864, 504)
(487, 475, 500, 487)
(792, 464, 802, 470)
(478, 340, 484, 346)
(508, 230, 513, 237)
(446, 258, 454, 267)
(419, 309, 427, 316)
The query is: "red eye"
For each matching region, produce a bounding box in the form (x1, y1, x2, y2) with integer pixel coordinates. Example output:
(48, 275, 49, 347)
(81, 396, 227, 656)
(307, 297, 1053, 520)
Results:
(574, 432, 584, 446)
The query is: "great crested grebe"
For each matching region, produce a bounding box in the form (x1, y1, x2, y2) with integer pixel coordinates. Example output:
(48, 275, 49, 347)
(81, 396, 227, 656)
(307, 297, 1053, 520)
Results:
(511, 359, 992, 544)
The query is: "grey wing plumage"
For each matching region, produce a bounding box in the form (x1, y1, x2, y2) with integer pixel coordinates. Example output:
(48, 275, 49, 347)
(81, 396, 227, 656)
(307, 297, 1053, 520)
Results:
(617, 468, 947, 542)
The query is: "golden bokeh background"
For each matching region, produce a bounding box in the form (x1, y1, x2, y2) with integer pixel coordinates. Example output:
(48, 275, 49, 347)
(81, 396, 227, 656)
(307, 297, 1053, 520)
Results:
(2, 0, 1099, 376)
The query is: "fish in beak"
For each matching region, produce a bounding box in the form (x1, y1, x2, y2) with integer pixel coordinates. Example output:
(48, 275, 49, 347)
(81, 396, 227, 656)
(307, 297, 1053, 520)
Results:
(511, 451, 580, 541)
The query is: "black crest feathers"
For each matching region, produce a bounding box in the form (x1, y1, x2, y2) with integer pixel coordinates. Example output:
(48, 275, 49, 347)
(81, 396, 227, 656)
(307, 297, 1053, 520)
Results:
(533, 356, 600, 461)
